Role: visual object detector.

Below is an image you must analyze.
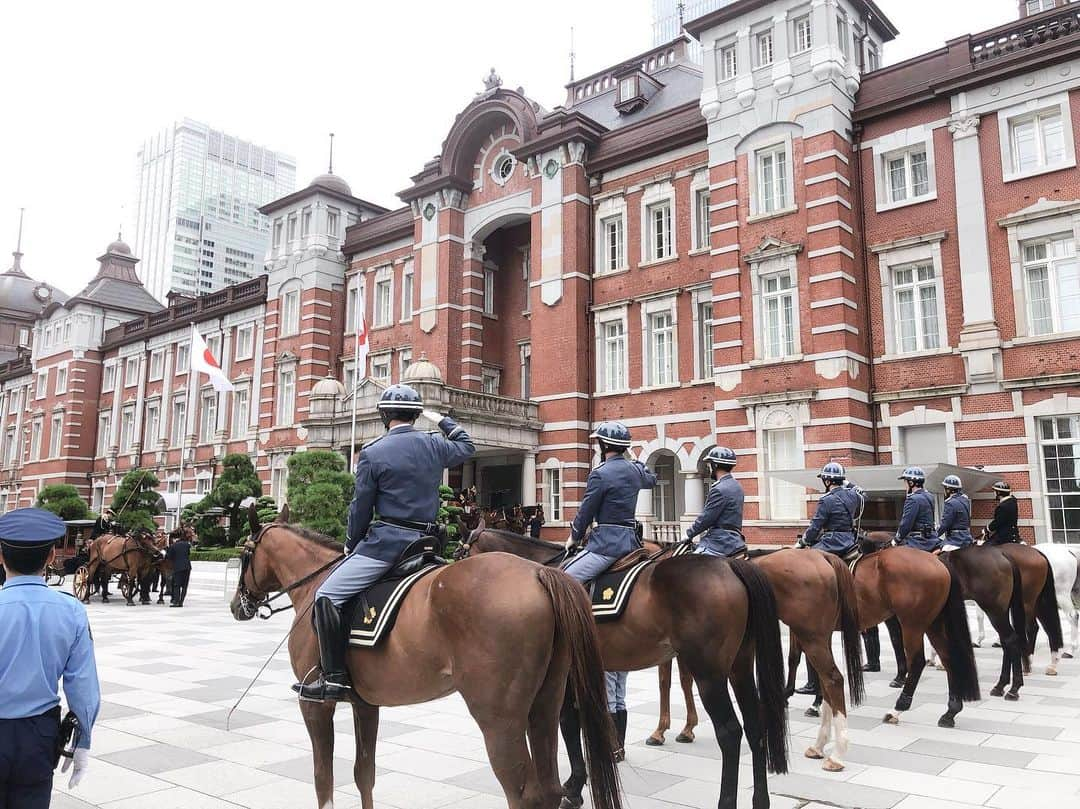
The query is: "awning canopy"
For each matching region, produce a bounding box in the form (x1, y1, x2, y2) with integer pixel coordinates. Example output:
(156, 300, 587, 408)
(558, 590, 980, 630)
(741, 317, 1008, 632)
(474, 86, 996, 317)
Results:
(156, 493, 204, 512)
(766, 463, 1000, 494)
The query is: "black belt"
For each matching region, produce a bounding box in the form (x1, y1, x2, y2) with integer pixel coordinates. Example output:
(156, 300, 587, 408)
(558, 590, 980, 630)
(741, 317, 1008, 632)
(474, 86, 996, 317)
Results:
(718, 524, 742, 532)
(380, 516, 439, 534)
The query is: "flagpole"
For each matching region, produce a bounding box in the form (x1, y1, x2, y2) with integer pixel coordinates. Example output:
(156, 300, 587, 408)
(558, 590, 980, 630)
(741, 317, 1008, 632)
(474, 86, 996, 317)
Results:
(177, 323, 194, 527)
(349, 292, 362, 472)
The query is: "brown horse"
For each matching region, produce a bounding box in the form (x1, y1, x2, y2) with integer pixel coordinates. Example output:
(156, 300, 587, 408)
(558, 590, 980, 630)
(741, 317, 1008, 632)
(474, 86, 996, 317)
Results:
(230, 517, 622, 809)
(851, 533, 981, 727)
(463, 527, 790, 809)
(644, 548, 863, 771)
(997, 543, 1065, 674)
(84, 531, 161, 605)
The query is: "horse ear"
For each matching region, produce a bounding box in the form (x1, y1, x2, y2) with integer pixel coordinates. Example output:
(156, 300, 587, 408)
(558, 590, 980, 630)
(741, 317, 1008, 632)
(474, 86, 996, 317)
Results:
(248, 503, 260, 534)
(278, 503, 290, 524)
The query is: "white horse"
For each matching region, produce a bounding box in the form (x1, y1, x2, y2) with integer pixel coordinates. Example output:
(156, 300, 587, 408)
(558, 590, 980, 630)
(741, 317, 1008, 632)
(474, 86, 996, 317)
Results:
(1035, 543, 1080, 661)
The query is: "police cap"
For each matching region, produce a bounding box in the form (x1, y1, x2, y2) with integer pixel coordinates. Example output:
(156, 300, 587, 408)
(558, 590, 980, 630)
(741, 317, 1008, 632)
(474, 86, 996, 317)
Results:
(0, 508, 67, 549)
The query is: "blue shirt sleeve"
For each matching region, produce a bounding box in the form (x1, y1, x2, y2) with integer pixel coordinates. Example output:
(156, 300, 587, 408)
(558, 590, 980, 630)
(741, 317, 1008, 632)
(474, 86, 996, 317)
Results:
(804, 497, 829, 545)
(688, 483, 723, 538)
(571, 469, 603, 543)
(346, 451, 377, 552)
(897, 495, 918, 540)
(436, 417, 476, 468)
(634, 460, 657, 490)
(63, 612, 100, 749)
(937, 499, 955, 537)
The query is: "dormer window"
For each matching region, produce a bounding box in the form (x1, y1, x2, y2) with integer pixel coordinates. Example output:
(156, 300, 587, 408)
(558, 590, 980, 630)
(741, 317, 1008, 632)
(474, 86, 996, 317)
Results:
(618, 76, 637, 103)
(614, 72, 648, 114)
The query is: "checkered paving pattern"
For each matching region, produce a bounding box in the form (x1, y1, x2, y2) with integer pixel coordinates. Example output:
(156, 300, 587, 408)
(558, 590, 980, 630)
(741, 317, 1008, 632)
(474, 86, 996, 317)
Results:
(49, 562, 1079, 809)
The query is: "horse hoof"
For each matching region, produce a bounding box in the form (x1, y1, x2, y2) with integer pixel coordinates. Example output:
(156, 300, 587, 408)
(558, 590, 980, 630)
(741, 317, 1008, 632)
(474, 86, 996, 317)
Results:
(989, 686, 1004, 697)
(889, 677, 905, 689)
(645, 735, 664, 747)
(805, 706, 820, 718)
(937, 715, 956, 729)
(823, 757, 845, 772)
(675, 732, 694, 744)
(1004, 691, 1020, 702)
(804, 746, 823, 760)
(1046, 667, 1058, 676)
(884, 713, 900, 725)
(1064, 652, 1074, 659)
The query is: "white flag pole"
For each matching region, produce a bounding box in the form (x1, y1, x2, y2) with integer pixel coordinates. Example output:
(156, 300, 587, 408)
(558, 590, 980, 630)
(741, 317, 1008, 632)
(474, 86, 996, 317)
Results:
(177, 323, 195, 527)
(349, 289, 367, 471)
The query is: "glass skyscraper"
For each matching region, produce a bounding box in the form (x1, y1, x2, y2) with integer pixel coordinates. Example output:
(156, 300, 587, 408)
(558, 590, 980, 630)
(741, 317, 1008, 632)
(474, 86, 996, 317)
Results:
(132, 119, 297, 302)
(651, 0, 731, 59)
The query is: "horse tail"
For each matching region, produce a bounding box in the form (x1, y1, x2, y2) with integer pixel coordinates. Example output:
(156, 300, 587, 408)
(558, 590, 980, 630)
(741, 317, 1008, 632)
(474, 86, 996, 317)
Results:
(1006, 555, 1028, 664)
(822, 552, 865, 706)
(728, 558, 789, 775)
(936, 555, 982, 702)
(535, 567, 622, 809)
(1036, 557, 1064, 652)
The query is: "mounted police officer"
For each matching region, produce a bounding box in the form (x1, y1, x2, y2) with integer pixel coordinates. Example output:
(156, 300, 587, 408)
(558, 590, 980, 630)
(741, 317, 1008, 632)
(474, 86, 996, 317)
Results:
(685, 447, 746, 557)
(984, 480, 1019, 545)
(799, 462, 863, 558)
(894, 466, 937, 551)
(937, 475, 973, 551)
(293, 384, 475, 702)
(0, 508, 100, 807)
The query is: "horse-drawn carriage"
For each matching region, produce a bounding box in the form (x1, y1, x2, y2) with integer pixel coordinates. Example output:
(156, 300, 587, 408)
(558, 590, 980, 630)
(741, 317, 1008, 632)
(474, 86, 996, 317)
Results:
(43, 519, 97, 588)
(70, 527, 173, 605)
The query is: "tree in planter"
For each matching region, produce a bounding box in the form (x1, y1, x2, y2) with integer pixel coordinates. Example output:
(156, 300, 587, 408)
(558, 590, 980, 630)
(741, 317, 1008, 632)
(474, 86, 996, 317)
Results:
(36, 484, 91, 521)
(109, 470, 162, 534)
(436, 485, 466, 559)
(287, 450, 354, 542)
(204, 453, 263, 546)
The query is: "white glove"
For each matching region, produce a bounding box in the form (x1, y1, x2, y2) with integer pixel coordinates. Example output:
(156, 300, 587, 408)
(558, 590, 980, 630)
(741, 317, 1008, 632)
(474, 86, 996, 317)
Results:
(62, 748, 89, 789)
(564, 536, 576, 551)
(421, 409, 444, 425)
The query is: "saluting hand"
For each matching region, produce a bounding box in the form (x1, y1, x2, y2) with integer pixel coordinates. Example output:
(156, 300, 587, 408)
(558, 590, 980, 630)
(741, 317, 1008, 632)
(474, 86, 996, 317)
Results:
(421, 409, 444, 426)
(63, 749, 89, 789)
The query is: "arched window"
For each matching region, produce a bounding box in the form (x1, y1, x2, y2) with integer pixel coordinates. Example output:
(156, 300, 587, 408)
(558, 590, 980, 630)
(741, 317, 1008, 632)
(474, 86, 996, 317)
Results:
(651, 453, 678, 522)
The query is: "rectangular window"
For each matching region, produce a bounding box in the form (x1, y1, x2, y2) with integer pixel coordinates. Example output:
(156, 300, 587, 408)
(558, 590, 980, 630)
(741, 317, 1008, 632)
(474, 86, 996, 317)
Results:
(602, 320, 627, 392)
(402, 267, 414, 320)
(866, 45, 880, 71)
(327, 209, 339, 240)
(648, 310, 675, 386)
(102, 363, 116, 392)
(757, 144, 790, 214)
(200, 392, 218, 442)
(346, 278, 361, 332)
(36, 370, 48, 399)
(63, 319, 71, 343)
(374, 276, 392, 326)
(398, 349, 412, 378)
(1040, 415, 1080, 543)
(271, 462, 288, 505)
(545, 467, 562, 522)
(6, 390, 18, 415)
(618, 76, 637, 102)
(765, 428, 802, 520)
(176, 344, 190, 374)
(119, 406, 135, 453)
(277, 368, 296, 425)
(287, 215, 297, 242)
(301, 207, 312, 238)
(124, 356, 139, 386)
(693, 189, 710, 251)
(2, 427, 16, 467)
(232, 385, 250, 437)
(371, 356, 391, 385)
(837, 18, 849, 58)
(17, 327, 29, 346)
(144, 402, 160, 447)
(171, 398, 187, 446)
(235, 324, 254, 360)
(763, 272, 797, 359)
(29, 418, 42, 461)
(343, 361, 357, 395)
(1024, 237, 1080, 336)
(886, 149, 930, 203)
(521, 251, 531, 312)
(148, 350, 165, 381)
(97, 413, 111, 456)
(281, 289, 300, 336)
(54, 365, 67, 396)
(696, 300, 714, 379)
(1011, 108, 1067, 174)
(756, 31, 774, 66)
(272, 219, 283, 247)
(894, 262, 941, 352)
(793, 15, 812, 53)
(646, 201, 673, 261)
(196, 476, 212, 497)
(483, 268, 496, 316)
(481, 368, 500, 395)
(721, 45, 737, 80)
(205, 334, 222, 365)
(601, 216, 624, 272)
(1027, 0, 1054, 14)
(519, 342, 531, 399)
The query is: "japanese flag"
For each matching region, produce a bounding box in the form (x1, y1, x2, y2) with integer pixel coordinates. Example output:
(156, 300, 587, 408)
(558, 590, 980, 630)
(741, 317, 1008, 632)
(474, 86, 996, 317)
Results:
(353, 294, 368, 391)
(191, 325, 234, 392)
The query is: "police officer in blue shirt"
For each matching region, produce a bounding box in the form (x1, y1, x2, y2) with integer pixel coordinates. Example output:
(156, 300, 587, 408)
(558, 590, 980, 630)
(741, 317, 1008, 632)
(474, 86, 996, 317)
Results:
(937, 474, 973, 551)
(0, 508, 100, 806)
(895, 466, 938, 551)
(294, 384, 475, 702)
(799, 462, 863, 557)
(686, 447, 747, 558)
(563, 422, 656, 583)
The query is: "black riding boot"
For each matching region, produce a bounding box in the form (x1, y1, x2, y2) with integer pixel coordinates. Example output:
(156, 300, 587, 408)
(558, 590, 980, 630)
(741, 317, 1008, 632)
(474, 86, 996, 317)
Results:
(863, 626, 881, 672)
(292, 597, 351, 701)
(615, 709, 628, 761)
(795, 665, 820, 695)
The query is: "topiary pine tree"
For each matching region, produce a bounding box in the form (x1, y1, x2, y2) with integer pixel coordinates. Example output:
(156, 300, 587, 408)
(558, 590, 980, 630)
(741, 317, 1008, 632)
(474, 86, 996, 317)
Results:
(255, 495, 279, 527)
(109, 470, 162, 534)
(36, 484, 91, 521)
(286, 450, 354, 542)
(206, 453, 263, 545)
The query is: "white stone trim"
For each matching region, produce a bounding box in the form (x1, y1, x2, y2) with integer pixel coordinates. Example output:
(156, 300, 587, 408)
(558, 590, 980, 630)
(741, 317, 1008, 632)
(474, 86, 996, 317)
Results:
(871, 123, 939, 212)
(997, 91, 1077, 184)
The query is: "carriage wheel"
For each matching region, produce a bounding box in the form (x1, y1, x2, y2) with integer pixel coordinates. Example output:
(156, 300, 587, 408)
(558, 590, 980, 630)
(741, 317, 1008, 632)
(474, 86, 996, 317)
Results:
(73, 566, 91, 602)
(120, 575, 136, 602)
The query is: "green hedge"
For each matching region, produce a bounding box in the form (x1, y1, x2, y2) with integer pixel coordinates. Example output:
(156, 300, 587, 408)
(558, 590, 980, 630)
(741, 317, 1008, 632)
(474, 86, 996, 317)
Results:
(191, 547, 244, 562)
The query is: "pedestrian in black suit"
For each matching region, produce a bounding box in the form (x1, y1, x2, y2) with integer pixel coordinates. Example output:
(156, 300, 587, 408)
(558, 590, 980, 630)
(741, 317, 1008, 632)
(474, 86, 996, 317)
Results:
(166, 538, 192, 607)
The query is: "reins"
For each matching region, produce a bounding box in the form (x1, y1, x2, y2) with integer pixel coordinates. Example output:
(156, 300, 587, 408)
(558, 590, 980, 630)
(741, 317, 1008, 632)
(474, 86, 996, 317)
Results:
(237, 523, 345, 620)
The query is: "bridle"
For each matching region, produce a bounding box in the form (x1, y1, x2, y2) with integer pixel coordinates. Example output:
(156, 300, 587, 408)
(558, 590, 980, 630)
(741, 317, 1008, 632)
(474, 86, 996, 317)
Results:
(235, 523, 344, 620)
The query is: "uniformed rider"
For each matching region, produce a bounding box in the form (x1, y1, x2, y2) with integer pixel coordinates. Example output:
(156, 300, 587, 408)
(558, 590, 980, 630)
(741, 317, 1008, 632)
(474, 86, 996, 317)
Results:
(984, 480, 1019, 545)
(686, 447, 747, 558)
(937, 474, 973, 551)
(894, 466, 937, 551)
(0, 508, 100, 806)
(293, 384, 475, 702)
(562, 422, 656, 583)
(799, 462, 863, 557)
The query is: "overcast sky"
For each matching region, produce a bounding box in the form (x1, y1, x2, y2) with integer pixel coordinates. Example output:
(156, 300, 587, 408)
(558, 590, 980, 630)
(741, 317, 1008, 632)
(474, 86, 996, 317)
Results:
(0, 0, 1016, 297)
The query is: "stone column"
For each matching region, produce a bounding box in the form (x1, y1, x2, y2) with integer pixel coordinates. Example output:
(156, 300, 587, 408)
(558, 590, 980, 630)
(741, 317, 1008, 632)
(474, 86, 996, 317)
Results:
(522, 452, 537, 506)
(948, 112, 1001, 384)
(681, 470, 705, 521)
(461, 459, 474, 489)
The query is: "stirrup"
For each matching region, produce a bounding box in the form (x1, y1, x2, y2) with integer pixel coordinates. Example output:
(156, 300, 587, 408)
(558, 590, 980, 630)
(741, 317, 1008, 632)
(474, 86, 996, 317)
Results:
(292, 671, 352, 703)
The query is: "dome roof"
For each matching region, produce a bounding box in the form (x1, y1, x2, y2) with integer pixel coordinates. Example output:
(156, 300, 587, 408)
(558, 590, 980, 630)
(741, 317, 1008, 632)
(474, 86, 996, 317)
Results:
(402, 353, 443, 384)
(311, 376, 347, 397)
(105, 237, 132, 256)
(0, 271, 66, 315)
(309, 172, 352, 196)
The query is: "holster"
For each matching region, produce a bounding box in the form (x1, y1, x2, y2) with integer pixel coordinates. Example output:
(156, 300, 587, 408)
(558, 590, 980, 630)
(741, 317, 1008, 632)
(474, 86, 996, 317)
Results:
(53, 710, 80, 770)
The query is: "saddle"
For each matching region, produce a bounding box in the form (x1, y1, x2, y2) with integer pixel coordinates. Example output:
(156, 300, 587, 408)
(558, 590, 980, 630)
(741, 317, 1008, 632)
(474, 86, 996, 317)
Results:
(346, 538, 445, 648)
(589, 544, 693, 621)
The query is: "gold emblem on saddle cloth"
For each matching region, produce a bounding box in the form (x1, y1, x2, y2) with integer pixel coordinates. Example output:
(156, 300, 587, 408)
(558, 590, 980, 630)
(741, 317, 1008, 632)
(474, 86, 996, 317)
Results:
(362, 606, 377, 625)
(602, 587, 615, 601)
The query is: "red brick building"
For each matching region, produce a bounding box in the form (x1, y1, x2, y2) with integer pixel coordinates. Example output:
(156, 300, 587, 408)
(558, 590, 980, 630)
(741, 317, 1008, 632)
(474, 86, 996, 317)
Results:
(2, 0, 1078, 543)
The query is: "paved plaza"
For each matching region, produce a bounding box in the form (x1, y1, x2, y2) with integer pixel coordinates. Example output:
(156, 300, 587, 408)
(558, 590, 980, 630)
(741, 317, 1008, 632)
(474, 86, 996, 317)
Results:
(48, 562, 1080, 809)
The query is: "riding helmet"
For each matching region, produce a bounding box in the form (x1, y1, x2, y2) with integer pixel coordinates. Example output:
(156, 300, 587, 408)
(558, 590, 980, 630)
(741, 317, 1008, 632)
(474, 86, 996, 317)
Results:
(898, 466, 926, 485)
(590, 421, 632, 448)
(818, 461, 846, 484)
(377, 383, 423, 426)
(703, 446, 738, 471)
(992, 480, 1012, 495)
(942, 474, 963, 491)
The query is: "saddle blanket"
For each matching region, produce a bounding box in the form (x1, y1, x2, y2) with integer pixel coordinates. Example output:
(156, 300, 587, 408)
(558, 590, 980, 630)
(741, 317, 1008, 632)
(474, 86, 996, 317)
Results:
(347, 563, 442, 648)
(590, 544, 690, 621)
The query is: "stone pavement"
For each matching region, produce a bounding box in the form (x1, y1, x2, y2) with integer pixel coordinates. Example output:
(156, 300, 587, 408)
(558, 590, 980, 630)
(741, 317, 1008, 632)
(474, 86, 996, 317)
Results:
(49, 562, 1079, 809)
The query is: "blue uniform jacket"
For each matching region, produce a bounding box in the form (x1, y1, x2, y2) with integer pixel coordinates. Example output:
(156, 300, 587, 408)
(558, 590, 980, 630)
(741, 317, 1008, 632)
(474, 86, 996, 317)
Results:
(347, 417, 475, 561)
(804, 485, 863, 554)
(897, 488, 937, 551)
(0, 576, 100, 748)
(687, 473, 746, 557)
(937, 493, 973, 547)
(571, 457, 656, 558)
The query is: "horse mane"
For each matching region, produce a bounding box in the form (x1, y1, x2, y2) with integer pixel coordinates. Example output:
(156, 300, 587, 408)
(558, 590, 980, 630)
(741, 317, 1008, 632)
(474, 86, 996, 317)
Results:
(279, 522, 345, 552)
(479, 527, 563, 551)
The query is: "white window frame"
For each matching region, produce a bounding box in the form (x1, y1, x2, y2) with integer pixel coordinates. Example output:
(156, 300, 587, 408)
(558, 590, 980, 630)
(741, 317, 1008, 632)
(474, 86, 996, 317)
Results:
(401, 261, 415, 321)
(398, 348, 412, 378)
(640, 296, 678, 388)
(370, 353, 391, 386)
(97, 412, 111, 457)
(144, 400, 160, 447)
(763, 421, 804, 521)
(1038, 414, 1080, 543)
(345, 275, 361, 333)
(54, 364, 68, 395)
(231, 384, 250, 438)
(543, 463, 563, 523)
(756, 29, 774, 68)
(101, 362, 116, 393)
(373, 267, 393, 328)
(17, 326, 29, 347)
(148, 349, 165, 381)
(29, 417, 42, 461)
(234, 323, 255, 361)
(2, 427, 16, 467)
(749, 249, 803, 362)
(691, 173, 710, 253)
(792, 14, 812, 54)
(119, 405, 135, 453)
(199, 391, 218, 443)
(1022, 234, 1080, 337)
(124, 356, 139, 387)
(170, 397, 187, 446)
(752, 140, 794, 218)
(481, 367, 501, 395)
(280, 286, 301, 336)
(1027, 0, 1055, 14)
(874, 234, 949, 358)
(520, 248, 531, 313)
(720, 43, 737, 80)
(175, 343, 190, 374)
(762, 270, 798, 360)
(483, 267, 496, 316)
(36, 370, 48, 399)
(276, 365, 296, 426)
(640, 181, 676, 265)
(872, 125, 938, 212)
(690, 287, 714, 381)
(595, 307, 629, 394)
(998, 93, 1076, 183)
(270, 456, 289, 505)
(594, 195, 628, 275)
(519, 341, 532, 399)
